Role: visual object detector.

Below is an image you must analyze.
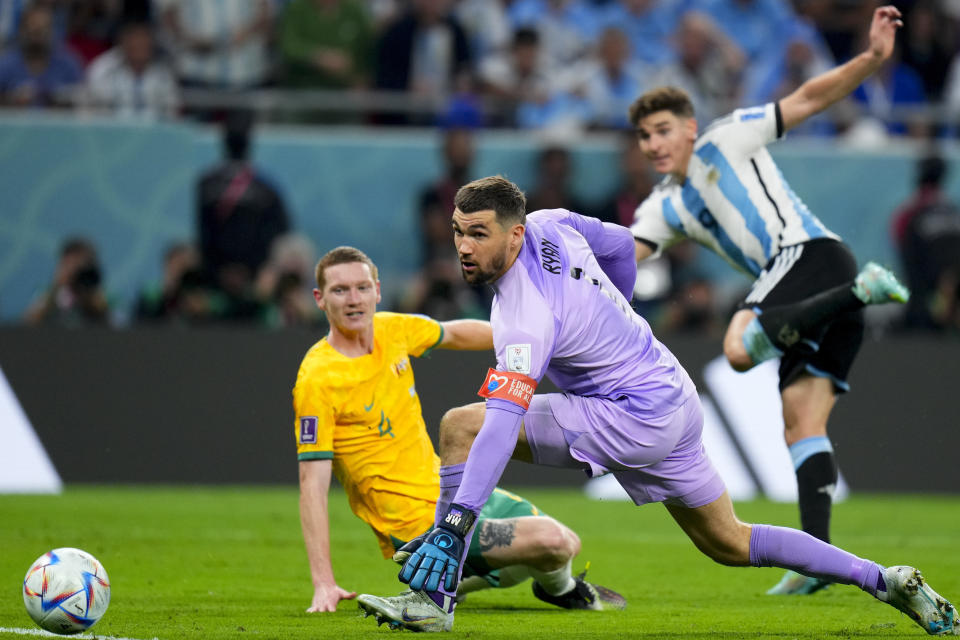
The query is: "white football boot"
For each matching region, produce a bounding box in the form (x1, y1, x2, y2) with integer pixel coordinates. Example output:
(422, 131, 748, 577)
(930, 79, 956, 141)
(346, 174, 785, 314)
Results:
(357, 590, 454, 632)
(878, 566, 959, 635)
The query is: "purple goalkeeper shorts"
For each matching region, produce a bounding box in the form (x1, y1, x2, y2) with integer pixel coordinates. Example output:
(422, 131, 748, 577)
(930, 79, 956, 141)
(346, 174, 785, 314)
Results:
(522, 392, 726, 508)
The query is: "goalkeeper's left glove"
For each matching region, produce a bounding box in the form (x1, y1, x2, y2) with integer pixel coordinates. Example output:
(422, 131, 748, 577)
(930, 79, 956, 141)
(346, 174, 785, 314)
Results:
(392, 531, 428, 565)
(398, 503, 477, 593)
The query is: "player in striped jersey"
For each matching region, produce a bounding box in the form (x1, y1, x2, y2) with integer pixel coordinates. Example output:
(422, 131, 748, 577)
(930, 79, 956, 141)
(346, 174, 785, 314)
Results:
(629, 6, 909, 595)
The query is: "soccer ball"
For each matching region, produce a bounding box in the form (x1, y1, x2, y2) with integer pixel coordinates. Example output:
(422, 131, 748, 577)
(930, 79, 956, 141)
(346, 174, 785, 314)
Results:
(22, 547, 111, 635)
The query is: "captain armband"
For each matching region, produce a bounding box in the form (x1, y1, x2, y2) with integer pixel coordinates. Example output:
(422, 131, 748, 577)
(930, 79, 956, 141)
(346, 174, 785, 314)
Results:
(476, 368, 538, 411)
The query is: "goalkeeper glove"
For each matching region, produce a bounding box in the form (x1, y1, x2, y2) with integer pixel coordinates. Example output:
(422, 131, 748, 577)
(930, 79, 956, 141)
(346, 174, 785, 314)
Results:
(392, 530, 427, 565)
(398, 503, 476, 593)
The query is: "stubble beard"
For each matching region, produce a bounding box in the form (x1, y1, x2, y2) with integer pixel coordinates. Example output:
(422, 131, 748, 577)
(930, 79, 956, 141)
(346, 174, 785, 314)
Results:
(460, 251, 507, 285)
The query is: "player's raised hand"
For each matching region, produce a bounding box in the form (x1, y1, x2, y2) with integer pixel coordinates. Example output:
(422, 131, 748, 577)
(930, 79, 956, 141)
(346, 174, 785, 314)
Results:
(306, 583, 357, 612)
(867, 5, 903, 62)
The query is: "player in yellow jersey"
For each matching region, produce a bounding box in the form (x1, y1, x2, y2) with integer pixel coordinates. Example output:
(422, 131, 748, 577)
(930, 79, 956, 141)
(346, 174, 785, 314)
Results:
(294, 246, 625, 614)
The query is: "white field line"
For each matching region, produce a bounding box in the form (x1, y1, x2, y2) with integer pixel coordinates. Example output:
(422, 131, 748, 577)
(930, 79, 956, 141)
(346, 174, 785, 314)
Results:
(0, 627, 159, 640)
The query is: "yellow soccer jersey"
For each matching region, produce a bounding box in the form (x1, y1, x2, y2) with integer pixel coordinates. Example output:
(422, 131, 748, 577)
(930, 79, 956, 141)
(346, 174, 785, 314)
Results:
(293, 312, 444, 557)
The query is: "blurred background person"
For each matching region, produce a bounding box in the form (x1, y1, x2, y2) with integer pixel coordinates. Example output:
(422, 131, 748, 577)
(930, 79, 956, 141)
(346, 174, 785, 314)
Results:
(278, 0, 374, 91)
(373, 0, 471, 125)
(891, 153, 960, 332)
(593, 130, 656, 227)
(197, 110, 290, 322)
(85, 19, 179, 119)
(576, 25, 651, 130)
(417, 126, 474, 266)
(526, 145, 588, 214)
(134, 242, 217, 324)
(23, 236, 112, 327)
(507, 0, 602, 68)
(647, 11, 745, 126)
(602, 0, 688, 67)
(257, 233, 323, 329)
(159, 0, 274, 93)
(741, 21, 837, 136)
(478, 26, 557, 128)
(0, 3, 82, 108)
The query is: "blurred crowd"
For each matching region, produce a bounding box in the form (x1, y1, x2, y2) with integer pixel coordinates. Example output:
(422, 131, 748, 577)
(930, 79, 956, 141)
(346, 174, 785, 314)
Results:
(7, 0, 960, 336)
(0, 0, 959, 136)
(20, 111, 960, 335)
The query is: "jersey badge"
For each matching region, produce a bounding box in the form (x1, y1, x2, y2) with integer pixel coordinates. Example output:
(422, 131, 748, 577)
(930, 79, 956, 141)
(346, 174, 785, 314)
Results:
(476, 368, 537, 410)
(299, 416, 318, 444)
(739, 108, 765, 121)
(506, 343, 531, 374)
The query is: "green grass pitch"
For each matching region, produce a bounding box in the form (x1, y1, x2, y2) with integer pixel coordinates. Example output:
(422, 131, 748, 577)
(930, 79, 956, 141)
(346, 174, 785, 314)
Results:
(1, 487, 958, 639)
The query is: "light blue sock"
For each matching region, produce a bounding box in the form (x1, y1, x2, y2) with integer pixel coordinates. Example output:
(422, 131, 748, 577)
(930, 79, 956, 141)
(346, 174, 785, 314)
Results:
(741, 316, 783, 365)
(789, 436, 833, 470)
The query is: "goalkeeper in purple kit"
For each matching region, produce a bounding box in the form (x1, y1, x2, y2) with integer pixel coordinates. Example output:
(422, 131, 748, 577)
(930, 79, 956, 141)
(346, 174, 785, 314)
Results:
(357, 175, 959, 636)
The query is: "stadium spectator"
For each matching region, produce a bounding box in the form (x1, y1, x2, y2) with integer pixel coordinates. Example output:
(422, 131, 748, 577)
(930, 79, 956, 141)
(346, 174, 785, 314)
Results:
(693, 0, 801, 63)
(575, 25, 650, 130)
(63, 0, 135, 67)
(359, 174, 957, 637)
(647, 11, 745, 127)
(23, 236, 111, 327)
(0, 0, 27, 52)
(454, 0, 511, 62)
(134, 242, 217, 324)
(630, 6, 911, 596)
(85, 19, 179, 119)
(593, 129, 656, 227)
(849, 25, 927, 137)
(278, 0, 375, 90)
(373, 0, 471, 125)
(891, 154, 960, 331)
(526, 145, 588, 214)
(397, 256, 488, 320)
(898, 1, 952, 104)
(158, 0, 273, 91)
(256, 233, 323, 329)
(477, 27, 557, 128)
(507, 0, 602, 68)
(404, 126, 491, 320)
(741, 21, 837, 137)
(0, 3, 83, 108)
(295, 246, 624, 614)
(418, 126, 474, 266)
(601, 0, 688, 66)
(197, 110, 289, 322)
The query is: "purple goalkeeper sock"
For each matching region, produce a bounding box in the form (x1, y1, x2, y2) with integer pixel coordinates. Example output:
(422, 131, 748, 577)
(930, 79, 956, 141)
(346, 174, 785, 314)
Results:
(749, 524, 884, 596)
(435, 463, 465, 527)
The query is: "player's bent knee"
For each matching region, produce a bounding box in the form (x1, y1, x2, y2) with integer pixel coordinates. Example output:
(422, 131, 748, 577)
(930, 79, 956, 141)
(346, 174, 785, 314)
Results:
(438, 404, 484, 458)
(530, 518, 579, 567)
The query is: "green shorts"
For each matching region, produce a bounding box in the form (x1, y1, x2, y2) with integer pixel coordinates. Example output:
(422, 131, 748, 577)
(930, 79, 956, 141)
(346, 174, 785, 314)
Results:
(463, 487, 540, 586)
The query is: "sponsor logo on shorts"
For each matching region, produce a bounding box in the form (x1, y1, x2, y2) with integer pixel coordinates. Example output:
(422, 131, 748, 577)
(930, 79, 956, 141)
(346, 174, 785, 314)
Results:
(476, 368, 537, 410)
(299, 416, 318, 444)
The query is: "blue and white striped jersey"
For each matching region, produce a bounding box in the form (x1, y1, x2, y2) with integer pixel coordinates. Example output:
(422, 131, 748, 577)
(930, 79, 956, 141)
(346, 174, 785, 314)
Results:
(630, 102, 839, 277)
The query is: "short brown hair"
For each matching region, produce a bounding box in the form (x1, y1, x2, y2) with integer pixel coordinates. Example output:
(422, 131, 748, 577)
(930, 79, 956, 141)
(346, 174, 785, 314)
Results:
(628, 87, 695, 127)
(454, 175, 527, 227)
(315, 246, 378, 290)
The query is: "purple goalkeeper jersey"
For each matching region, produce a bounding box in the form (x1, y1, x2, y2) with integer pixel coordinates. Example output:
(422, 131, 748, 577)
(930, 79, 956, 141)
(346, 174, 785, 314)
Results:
(450, 209, 697, 514)
(490, 209, 694, 416)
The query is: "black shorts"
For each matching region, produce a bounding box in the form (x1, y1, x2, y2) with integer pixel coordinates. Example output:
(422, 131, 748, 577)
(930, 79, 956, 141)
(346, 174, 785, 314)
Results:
(739, 238, 864, 394)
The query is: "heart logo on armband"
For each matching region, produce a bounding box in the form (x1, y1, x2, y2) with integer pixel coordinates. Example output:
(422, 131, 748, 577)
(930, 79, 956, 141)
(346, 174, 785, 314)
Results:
(487, 374, 508, 392)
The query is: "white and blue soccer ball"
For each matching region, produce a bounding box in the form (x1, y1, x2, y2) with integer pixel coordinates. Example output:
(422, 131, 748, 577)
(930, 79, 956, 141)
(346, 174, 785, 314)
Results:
(22, 547, 111, 635)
